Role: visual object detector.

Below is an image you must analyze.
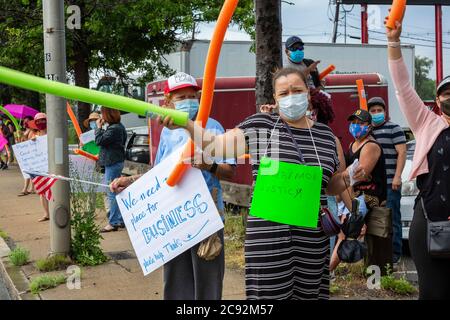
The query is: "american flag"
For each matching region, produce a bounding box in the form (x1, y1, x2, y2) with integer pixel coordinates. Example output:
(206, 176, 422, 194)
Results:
(29, 173, 57, 201)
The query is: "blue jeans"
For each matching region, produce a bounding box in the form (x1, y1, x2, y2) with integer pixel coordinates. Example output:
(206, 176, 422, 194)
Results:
(105, 161, 124, 226)
(387, 188, 402, 262)
(327, 196, 339, 254)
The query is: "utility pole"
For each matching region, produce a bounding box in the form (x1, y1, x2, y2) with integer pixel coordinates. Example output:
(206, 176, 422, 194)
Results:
(255, 0, 283, 110)
(43, 0, 71, 255)
(332, 1, 340, 43)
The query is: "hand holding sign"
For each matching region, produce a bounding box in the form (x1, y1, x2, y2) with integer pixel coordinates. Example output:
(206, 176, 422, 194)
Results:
(116, 148, 224, 276)
(250, 157, 323, 228)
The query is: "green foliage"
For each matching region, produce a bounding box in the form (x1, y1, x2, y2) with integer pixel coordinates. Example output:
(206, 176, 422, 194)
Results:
(69, 161, 108, 266)
(0, 229, 8, 240)
(381, 275, 417, 295)
(35, 255, 72, 272)
(67, 124, 79, 145)
(380, 265, 417, 295)
(224, 212, 246, 270)
(415, 56, 436, 100)
(8, 247, 30, 266)
(29, 274, 66, 295)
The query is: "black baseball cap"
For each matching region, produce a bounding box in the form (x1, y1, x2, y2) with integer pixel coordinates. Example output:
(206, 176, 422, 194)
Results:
(437, 76, 450, 96)
(347, 109, 372, 123)
(285, 36, 304, 50)
(367, 97, 386, 110)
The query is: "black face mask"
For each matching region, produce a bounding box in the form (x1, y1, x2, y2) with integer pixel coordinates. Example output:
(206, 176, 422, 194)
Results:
(440, 98, 450, 116)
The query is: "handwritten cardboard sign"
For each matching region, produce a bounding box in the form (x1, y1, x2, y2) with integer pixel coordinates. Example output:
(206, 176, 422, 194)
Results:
(12, 135, 48, 179)
(250, 157, 323, 228)
(116, 148, 224, 276)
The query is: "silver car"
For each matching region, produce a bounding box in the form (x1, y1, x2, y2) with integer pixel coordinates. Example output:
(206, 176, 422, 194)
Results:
(400, 140, 418, 240)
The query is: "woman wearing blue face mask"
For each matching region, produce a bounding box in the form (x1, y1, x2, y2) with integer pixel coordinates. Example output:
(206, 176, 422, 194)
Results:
(137, 68, 364, 300)
(345, 109, 391, 274)
(83, 112, 101, 131)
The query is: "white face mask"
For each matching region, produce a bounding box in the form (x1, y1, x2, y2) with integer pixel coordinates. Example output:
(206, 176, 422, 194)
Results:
(278, 93, 309, 121)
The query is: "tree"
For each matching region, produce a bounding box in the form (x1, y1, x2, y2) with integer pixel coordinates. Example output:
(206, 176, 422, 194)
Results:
(0, 0, 254, 123)
(254, 0, 282, 108)
(415, 55, 436, 101)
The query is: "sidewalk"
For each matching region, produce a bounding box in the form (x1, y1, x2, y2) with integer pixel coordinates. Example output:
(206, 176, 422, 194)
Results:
(0, 166, 245, 300)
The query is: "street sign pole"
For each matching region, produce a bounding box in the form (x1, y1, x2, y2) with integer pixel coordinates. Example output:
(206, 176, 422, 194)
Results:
(42, 0, 71, 255)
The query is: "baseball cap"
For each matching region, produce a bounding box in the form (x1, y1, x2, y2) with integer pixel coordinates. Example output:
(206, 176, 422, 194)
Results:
(367, 97, 386, 110)
(164, 72, 200, 95)
(437, 76, 450, 96)
(285, 36, 304, 50)
(347, 109, 372, 123)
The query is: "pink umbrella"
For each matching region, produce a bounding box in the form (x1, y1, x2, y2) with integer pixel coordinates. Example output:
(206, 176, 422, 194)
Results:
(3, 104, 39, 119)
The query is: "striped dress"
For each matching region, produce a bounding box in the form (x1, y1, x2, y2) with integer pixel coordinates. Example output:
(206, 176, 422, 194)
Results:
(237, 113, 339, 300)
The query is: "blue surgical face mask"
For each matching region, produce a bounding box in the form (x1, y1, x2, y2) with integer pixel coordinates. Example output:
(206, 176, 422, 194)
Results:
(371, 112, 385, 126)
(174, 99, 199, 120)
(289, 49, 304, 64)
(278, 93, 309, 121)
(349, 123, 370, 139)
(89, 121, 97, 130)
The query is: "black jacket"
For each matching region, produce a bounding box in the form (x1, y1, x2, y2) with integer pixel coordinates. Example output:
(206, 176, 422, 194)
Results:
(95, 123, 127, 167)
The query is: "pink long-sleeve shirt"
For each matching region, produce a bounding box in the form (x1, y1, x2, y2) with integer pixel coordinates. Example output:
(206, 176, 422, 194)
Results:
(388, 57, 449, 181)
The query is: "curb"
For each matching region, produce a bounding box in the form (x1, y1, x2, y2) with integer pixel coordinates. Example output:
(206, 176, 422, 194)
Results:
(0, 236, 40, 300)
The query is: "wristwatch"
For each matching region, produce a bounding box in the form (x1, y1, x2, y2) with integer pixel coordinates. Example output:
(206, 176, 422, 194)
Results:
(209, 162, 218, 174)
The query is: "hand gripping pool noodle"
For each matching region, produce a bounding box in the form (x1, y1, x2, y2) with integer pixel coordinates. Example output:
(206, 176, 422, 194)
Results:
(0, 66, 188, 126)
(319, 64, 336, 81)
(386, 0, 407, 29)
(166, 0, 239, 187)
(0, 105, 21, 131)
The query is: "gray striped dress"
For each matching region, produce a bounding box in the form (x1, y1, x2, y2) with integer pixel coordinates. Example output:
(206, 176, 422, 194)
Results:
(237, 113, 339, 300)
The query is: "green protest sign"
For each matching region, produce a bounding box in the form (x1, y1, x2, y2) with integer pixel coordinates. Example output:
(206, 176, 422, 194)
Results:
(81, 141, 100, 156)
(250, 157, 323, 228)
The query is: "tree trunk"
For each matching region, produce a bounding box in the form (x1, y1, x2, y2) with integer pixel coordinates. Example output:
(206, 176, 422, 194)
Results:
(70, 0, 91, 131)
(73, 48, 91, 132)
(254, 0, 282, 110)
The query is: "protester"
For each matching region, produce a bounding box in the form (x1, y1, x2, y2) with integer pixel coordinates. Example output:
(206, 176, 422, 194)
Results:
(0, 130, 10, 170)
(261, 88, 345, 265)
(95, 107, 127, 233)
(3, 115, 16, 161)
(28, 113, 50, 222)
(136, 67, 362, 300)
(17, 116, 36, 196)
(368, 96, 407, 264)
(110, 72, 235, 300)
(330, 109, 390, 273)
(83, 112, 101, 130)
(284, 36, 322, 89)
(387, 21, 450, 299)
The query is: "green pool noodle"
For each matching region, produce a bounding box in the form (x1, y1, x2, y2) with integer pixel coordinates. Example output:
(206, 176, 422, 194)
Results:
(0, 66, 188, 126)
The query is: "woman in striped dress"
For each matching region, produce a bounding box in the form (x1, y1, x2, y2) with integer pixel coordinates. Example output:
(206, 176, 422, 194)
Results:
(153, 68, 360, 300)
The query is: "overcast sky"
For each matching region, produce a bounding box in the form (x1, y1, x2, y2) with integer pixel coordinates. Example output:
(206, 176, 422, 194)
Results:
(197, 0, 450, 80)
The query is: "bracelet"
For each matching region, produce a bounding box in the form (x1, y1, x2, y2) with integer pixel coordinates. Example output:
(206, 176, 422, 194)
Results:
(388, 41, 401, 48)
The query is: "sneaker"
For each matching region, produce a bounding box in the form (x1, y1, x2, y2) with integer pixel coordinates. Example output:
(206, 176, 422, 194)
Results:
(1, 163, 7, 170)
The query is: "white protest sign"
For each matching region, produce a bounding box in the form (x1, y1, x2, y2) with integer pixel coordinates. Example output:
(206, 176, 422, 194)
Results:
(116, 148, 224, 276)
(79, 130, 95, 145)
(12, 135, 48, 179)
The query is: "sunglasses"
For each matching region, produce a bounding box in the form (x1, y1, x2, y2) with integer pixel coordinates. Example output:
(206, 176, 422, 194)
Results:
(289, 44, 304, 51)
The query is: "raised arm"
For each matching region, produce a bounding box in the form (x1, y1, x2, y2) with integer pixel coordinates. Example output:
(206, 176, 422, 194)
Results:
(387, 21, 442, 135)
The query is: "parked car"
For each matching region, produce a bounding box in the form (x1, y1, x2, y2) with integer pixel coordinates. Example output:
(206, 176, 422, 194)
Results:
(400, 140, 418, 240)
(125, 130, 150, 165)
